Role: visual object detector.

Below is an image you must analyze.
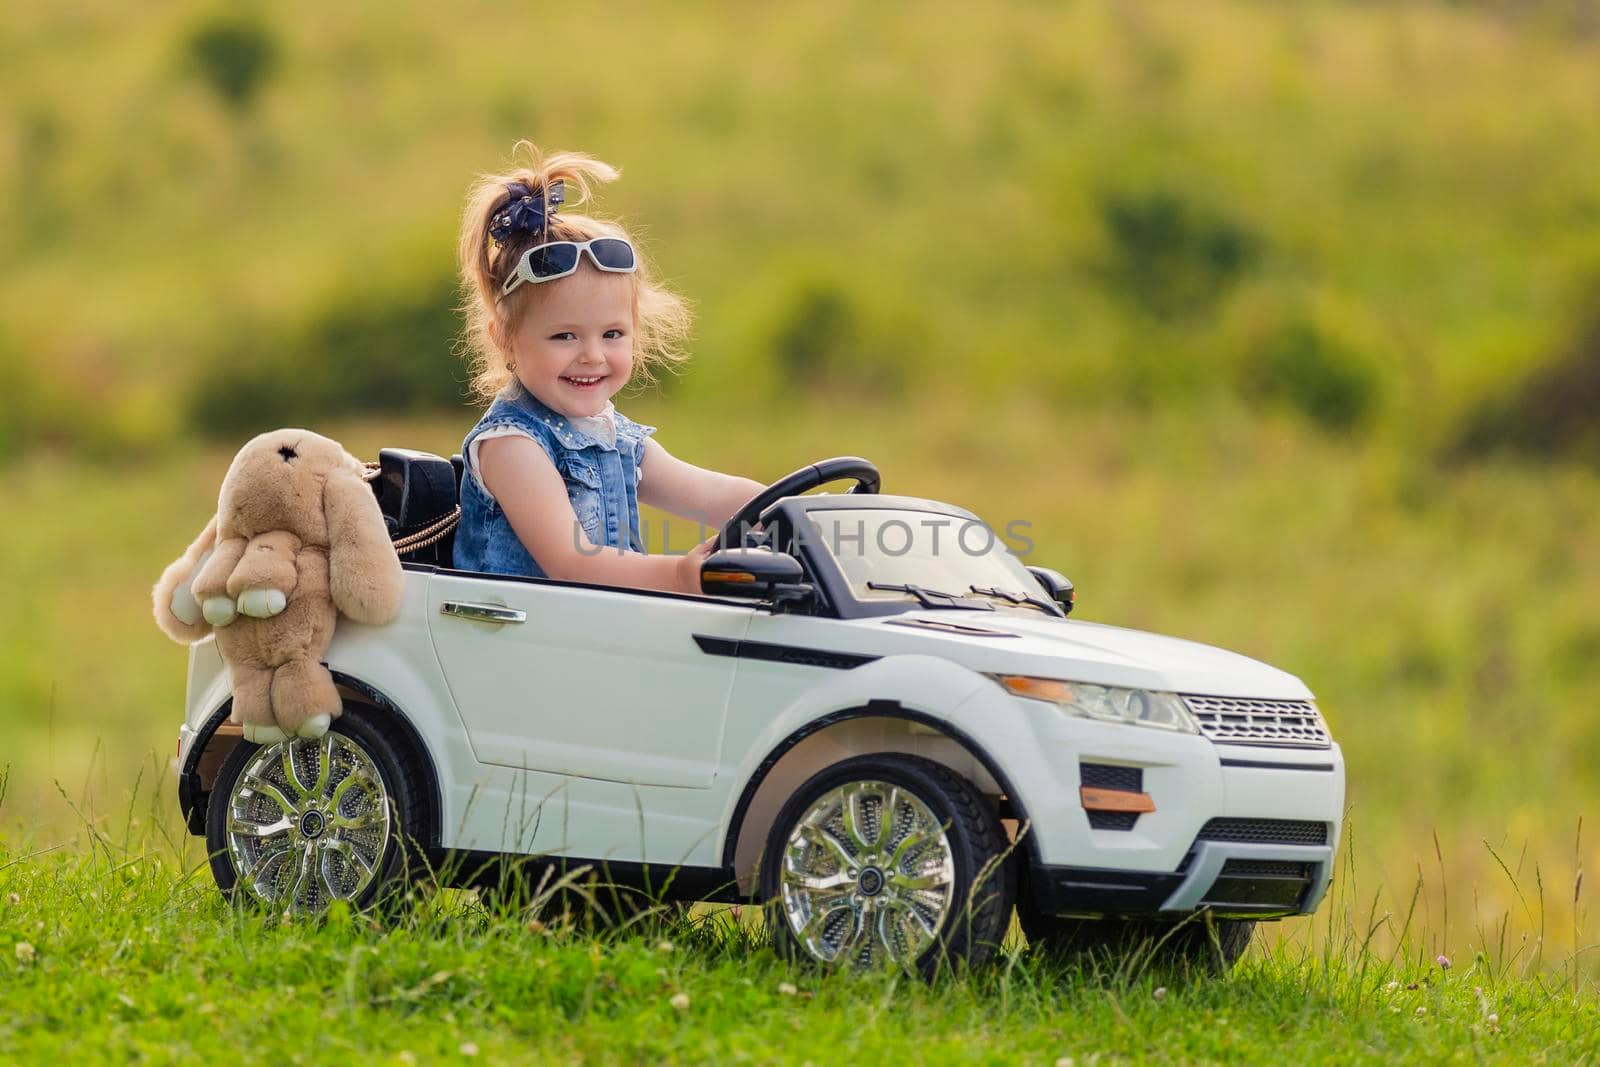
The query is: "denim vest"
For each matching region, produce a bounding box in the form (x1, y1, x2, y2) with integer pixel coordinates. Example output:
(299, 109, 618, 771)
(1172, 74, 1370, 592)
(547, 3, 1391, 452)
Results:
(453, 383, 655, 578)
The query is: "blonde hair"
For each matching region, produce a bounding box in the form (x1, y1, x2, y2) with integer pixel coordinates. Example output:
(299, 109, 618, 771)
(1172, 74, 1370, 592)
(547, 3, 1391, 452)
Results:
(456, 141, 691, 403)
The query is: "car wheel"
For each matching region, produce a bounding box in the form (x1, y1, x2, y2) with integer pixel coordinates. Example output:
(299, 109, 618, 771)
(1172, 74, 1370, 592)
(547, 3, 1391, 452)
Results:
(205, 703, 429, 913)
(760, 753, 1016, 976)
(1018, 893, 1255, 973)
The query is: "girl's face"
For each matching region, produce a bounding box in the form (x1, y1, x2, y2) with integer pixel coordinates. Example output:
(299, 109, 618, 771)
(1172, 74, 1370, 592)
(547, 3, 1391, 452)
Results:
(504, 265, 635, 418)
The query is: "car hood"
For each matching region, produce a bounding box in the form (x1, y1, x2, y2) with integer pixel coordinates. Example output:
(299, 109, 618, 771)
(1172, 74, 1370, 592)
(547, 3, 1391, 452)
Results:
(853, 611, 1314, 701)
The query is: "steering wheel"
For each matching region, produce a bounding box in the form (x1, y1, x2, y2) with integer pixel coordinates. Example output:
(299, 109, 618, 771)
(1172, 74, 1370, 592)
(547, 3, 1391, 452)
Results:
(717, 456, 881, 549)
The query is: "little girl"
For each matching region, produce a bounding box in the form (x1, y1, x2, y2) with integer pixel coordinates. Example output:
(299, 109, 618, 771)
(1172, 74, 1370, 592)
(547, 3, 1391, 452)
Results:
(453, 143, 762, 593)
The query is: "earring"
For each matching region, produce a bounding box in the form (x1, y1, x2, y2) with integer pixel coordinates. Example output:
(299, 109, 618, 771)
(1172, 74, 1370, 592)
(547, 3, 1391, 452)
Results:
(505, 360, 516, 372)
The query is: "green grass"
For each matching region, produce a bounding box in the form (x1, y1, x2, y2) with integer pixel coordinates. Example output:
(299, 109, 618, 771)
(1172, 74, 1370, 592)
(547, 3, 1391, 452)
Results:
(2, 797, 1596, 1066)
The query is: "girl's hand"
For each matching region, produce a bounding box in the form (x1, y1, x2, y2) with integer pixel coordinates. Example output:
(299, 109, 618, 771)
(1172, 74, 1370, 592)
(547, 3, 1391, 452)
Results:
(677, 536, 718, 594)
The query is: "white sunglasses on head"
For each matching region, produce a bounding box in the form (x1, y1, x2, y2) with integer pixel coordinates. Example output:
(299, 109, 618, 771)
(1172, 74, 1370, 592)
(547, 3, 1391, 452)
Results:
(499, 237, 638, 298)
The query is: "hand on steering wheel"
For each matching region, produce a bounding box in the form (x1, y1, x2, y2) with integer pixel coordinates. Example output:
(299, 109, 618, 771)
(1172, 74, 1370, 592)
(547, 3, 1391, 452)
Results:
(717, 457, 881, 549)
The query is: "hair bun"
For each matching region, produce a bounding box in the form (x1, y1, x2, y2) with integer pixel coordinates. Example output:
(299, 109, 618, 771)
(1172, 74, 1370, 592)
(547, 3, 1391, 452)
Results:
(488, 179, 565, 245)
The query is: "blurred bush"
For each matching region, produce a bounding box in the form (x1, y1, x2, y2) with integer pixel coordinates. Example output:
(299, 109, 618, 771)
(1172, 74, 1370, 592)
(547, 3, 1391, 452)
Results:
(182, 13, 280, 113)
(773, 282, 855, 387)
(765, 276, 910, 400)
(0, 336, 46, 461)
(188, 272, 467, 437)
(1453, 298, 1600, 462)
(1243, 316, 1377, 432)
(1097, 187, 1261, 320)
(10, 106, 65, 254)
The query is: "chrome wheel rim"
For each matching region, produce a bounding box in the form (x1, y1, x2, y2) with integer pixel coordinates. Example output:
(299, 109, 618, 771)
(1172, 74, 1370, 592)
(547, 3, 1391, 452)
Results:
(225, 732, 392, 912)
(779, 779, 956, 967)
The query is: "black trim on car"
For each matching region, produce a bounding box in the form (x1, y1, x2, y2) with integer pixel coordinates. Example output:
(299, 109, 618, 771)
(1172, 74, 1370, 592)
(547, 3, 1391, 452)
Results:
(692, 634, 879, 670)
(1028, 859, 1315, 918)
(445, 851, 742, 904)
(1080, 763, 1144, 791)
(1196, 818, 1330, 846)
(178, 701, 236, 835)
(1028, 863, 1189, 916)
(1200, 859, 1316, 915)
(718, 699, 1042, 873)
(416, 561, 762, 612)
(1219, 758, 1336, 772)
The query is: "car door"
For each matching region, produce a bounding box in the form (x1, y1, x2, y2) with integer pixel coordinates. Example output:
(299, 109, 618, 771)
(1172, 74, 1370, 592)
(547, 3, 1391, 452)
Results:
(427, 570, 753, 788)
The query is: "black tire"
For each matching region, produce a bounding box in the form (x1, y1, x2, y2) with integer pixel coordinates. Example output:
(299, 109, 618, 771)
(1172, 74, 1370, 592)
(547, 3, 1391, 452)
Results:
(206, 703, 432, 913)
(760, 753, 1016, 977)
(1018, 891, 1255, 974)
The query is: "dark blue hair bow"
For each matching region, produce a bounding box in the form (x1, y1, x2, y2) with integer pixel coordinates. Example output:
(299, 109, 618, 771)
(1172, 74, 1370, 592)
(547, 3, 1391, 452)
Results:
(488, 179, 565, 244)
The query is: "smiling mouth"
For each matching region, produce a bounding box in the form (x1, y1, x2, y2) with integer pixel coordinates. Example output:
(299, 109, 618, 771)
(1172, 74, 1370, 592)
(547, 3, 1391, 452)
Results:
(560, 374, 608, 389)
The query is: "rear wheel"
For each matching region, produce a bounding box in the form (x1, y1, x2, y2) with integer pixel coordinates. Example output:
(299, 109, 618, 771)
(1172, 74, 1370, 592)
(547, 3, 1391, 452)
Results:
(760, 753, 1015, 976)
(205, 703, 430, 913)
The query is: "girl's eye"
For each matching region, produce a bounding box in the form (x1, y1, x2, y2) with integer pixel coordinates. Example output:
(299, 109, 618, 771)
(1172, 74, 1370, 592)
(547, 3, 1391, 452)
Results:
(604, 329, 626, 340)
(549, 331, 576, 341)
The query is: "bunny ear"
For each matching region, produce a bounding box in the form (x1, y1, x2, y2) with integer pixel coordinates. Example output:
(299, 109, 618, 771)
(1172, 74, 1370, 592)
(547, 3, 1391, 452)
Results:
(324, 466, 406, 625)
(153, 515, 219, 643)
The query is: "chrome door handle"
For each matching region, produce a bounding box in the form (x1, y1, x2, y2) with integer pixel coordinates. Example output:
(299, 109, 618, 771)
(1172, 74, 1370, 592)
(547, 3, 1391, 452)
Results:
(440, 601, 527, 625)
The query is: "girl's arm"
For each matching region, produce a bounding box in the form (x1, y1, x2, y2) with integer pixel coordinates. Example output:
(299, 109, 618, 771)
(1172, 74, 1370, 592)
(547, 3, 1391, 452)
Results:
(478, 435, 709, 594)
(637, 438, 764, 532)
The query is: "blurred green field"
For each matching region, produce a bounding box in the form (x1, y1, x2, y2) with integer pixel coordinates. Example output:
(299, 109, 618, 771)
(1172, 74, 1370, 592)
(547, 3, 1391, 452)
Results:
(4, 0, 1600, 456)
(2, 0, 1598, 988)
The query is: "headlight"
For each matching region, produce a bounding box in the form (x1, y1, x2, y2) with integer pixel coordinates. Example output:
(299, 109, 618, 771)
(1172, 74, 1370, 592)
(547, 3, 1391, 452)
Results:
(991, 675, 1199, 733)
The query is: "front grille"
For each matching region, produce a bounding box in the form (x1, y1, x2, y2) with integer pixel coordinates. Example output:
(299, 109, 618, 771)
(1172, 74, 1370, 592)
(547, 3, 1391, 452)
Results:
(1220, 858, 1311, 878)
(1080, 763, 1144, 832)
(1196, 818, 1329, 846)
(1080, 763, 1143, 792)
(1087, 810, 1140, 831)
(1182, 694, 1331, 748)
(1202, 858, 1315, 912)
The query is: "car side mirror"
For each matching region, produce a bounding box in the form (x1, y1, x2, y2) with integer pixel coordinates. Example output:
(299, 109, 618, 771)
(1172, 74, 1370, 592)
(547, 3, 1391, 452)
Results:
(1028, 566, 1076, 615)
(702, 548, 811, 604)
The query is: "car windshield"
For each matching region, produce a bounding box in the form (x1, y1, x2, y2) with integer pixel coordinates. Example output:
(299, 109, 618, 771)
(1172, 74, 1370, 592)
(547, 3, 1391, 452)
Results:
(802, 508, 1047, 610)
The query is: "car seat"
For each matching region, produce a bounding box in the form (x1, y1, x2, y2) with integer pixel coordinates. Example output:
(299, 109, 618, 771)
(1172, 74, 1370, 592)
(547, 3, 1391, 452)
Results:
(371, 448, 461, 568)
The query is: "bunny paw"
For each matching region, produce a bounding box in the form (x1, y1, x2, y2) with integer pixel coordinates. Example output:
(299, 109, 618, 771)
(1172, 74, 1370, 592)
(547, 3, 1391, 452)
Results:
(238, 587, 288, 618)
(202, 596, 238, 626)
(295, 714, 332, 739)
(242, 723, 289, 744)
(170, 583, 202, 626)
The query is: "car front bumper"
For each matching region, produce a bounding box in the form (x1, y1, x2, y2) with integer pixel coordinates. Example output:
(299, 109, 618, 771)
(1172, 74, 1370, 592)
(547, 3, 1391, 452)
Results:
(971, 693, 1345, 919)
(1029, 837, 1335, 919)
(1021, 737, 1343, 918)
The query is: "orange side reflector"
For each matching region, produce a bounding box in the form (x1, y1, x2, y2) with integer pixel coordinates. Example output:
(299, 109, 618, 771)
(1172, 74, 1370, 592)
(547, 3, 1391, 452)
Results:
(1079, 786, 1156, 813)
(703, 571, 757, 583)
(996, 675, 1075, 702)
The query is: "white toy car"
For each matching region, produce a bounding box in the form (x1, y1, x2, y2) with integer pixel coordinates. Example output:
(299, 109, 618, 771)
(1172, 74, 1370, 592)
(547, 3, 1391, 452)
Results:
(174, 452, 1344, 973)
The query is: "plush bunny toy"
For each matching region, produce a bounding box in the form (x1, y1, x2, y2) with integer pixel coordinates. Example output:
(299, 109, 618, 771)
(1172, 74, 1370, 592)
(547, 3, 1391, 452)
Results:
(152, 429, 406, 743)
